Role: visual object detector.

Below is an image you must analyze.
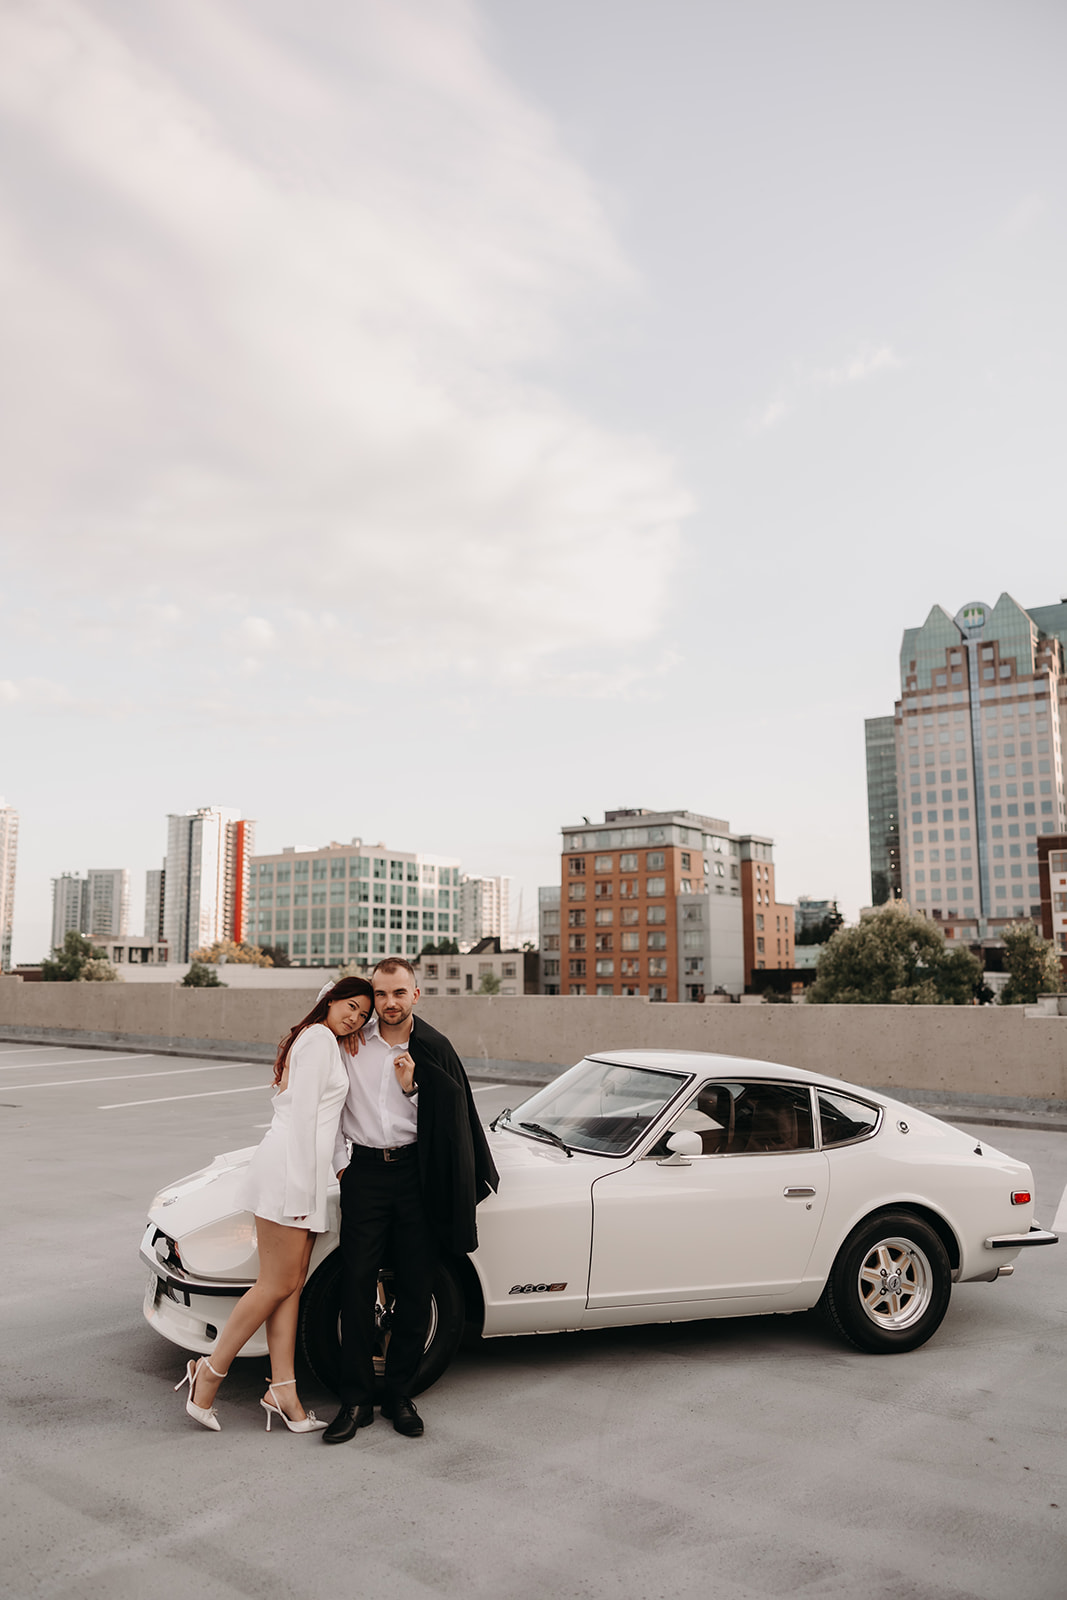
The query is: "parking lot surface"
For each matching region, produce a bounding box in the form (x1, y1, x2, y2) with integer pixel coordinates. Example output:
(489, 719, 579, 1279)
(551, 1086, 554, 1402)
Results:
(2, 1043, 1065, 1600)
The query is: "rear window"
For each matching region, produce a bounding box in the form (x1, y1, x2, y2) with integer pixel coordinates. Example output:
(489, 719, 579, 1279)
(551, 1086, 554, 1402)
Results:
(818, 1090, 881, 1146)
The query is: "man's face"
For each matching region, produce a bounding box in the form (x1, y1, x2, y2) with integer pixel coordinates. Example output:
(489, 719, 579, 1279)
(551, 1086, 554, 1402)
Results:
(373, 969, 419, 1028)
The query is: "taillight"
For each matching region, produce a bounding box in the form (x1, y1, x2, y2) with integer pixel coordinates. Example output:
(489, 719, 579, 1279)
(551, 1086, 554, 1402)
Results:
(1011, 1191, 1031, 1205)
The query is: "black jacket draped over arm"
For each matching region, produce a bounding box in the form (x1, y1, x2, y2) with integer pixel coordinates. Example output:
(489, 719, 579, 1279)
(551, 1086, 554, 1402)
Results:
(408, 1014, 500, 1256)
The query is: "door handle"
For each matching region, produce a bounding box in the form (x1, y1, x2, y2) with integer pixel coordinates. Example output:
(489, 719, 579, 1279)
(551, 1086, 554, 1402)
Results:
(784, 1187, 816, 1198)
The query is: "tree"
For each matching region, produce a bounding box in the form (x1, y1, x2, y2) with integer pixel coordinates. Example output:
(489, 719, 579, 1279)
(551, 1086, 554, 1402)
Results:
(190, 939, 273, 967)
(807, 902, 982, 1006)
(80, 957, 121, 982)
(998, 922, 1062, 1006)
(476, 971, 502, 995)
(420, 939, 459, 956)
(182, 961, 227, 987)
(258, 943, 291, 968)
(42, 930, 107, 982)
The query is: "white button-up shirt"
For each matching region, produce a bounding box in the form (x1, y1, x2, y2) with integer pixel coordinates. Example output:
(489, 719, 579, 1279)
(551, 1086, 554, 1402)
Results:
(332, 1014, 418, 1173)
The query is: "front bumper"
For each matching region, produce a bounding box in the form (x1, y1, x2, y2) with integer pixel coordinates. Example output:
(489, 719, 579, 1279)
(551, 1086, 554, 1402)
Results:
(140, 1223, 265, 1357)
(984, 1224, 1059, 1249)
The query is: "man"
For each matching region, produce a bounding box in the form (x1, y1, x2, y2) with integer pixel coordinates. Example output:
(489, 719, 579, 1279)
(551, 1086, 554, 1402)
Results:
(322, 957, 498, 1443)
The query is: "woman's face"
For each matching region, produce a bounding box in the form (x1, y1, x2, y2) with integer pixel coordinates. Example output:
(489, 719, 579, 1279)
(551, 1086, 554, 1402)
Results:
(325, 994, 372, 1037)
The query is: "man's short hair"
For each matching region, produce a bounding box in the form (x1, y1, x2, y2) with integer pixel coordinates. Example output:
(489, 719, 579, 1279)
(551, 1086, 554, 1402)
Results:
(372, 957, 417, 984)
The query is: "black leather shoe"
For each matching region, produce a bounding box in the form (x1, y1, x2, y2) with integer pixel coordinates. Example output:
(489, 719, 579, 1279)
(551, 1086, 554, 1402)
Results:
(380, 1395, 423, 1437)
(322, 1404, 374, 1444)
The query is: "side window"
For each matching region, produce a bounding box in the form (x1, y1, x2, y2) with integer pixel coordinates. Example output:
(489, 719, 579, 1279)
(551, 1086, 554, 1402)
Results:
(647, 1082, 814, 1158)
(817, 1090, 880, 1146)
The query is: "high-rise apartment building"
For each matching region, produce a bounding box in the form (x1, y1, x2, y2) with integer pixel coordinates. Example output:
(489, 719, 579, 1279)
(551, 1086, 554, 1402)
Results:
(538, 884, 561, 994)
(1036, 833, 1067, 978)
(458, 874, 510, 949)
(247, 838, 462, 968)
(50, 867, 130, 950)
(163, 808, 254, 962)
(891, 595, 1067, 938)
(0, 799, 18, 970)
(865, 716, 902, 904)
(559, 807, 773, 1001)
(738, 836, 794, 989)
(144, 867, 165, 942)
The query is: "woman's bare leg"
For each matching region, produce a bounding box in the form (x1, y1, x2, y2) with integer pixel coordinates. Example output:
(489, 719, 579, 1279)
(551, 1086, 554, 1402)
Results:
(262, 1231, 316, 1419)
(192, 1218, 310, 1409)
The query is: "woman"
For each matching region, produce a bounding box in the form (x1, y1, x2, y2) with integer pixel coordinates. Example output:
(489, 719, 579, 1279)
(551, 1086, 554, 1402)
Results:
(175, 976, 372, 1433)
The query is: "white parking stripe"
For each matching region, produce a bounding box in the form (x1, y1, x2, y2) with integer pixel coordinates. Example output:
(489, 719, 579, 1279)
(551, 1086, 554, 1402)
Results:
(0, 1053, 156, 1073)
(471, 1084, 505, 1092)
(1051, 1183, 1067, 1234)
(0, 1046, 69, 1056)
(5, 1063, 256, 1090)
(100, 1084, 270, 1110)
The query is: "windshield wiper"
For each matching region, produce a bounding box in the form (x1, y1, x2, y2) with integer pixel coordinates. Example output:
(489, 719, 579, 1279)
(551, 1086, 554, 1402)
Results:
(519, 1120, 574, 1157)
(489, 1107, 512, 1132)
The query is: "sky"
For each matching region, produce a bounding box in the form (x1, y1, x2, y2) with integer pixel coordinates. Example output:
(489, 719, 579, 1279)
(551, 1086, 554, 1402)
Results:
(2, 0, 1065, 963)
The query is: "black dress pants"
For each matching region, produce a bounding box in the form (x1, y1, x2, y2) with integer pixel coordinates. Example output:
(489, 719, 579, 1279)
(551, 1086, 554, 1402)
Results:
(338, 1153, 438, 1405)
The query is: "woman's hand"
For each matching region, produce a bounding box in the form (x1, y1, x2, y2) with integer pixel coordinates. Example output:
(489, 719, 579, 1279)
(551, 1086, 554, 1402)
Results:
(394, 1050, 416, 1095)
(340, 1026, 366, 1058)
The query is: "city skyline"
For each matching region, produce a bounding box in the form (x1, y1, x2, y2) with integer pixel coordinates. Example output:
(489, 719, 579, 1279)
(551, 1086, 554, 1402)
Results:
(2, 3, 1065, 963)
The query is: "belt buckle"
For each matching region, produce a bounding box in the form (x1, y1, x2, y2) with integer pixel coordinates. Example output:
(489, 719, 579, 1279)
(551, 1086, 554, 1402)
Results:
(382, 1146, 396, 1163)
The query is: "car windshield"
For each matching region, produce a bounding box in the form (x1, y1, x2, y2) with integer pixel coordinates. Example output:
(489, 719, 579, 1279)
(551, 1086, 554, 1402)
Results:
(504, 1058, 689, 1156)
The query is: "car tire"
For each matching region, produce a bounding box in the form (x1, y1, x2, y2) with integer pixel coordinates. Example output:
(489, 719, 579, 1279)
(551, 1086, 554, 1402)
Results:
(821, 1210, 952, 1354)
(298, 1251, 465, 1397)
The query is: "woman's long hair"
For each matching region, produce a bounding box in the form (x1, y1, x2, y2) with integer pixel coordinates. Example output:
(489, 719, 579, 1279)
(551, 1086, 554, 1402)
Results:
(273, 976, 375, 1085)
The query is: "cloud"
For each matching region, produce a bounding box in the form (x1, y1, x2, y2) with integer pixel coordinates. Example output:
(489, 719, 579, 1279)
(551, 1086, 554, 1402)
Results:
(753, 344, 904, 431)
(0, 0, 690, 681)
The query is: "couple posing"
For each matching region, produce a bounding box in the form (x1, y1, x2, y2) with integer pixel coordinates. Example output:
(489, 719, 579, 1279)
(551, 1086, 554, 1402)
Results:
(175, 958, 498, 1441)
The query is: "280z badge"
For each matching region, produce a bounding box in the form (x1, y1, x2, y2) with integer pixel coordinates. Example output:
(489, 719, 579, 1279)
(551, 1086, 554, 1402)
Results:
(509, 1282, 567, 1294)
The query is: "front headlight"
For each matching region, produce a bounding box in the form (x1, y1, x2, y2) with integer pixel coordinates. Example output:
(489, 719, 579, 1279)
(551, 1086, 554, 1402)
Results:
(178, 1213, 259, 1279)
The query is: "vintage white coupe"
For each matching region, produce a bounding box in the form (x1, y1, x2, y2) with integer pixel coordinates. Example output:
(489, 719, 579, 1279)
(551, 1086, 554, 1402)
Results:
(141, 1050, 1057, 1393)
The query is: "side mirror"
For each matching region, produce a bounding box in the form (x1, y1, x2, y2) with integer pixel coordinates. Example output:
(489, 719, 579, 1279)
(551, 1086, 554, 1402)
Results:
(657, 1128, 702, 1166)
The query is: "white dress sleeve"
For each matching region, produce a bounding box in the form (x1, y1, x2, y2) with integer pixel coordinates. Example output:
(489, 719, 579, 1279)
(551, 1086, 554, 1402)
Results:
(282, 1025, 338, 1219)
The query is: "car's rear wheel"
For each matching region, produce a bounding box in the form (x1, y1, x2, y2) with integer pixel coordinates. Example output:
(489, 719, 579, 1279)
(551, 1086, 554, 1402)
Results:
(298, 1251, 465, 1397)
(821, 1210, 952, 1353)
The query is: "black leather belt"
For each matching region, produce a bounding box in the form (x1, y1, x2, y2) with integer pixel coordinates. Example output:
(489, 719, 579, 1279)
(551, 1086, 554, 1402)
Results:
(350, 1142, 417, 1164)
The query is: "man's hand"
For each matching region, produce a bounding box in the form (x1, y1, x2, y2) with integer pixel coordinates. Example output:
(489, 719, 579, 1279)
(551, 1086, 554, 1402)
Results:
(341, 1026, 366, 1058)
(394, 1050, 416, 1095)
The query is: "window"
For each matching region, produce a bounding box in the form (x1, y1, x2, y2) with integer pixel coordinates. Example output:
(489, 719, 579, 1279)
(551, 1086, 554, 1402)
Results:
(755, 913, 764, 931)
(594, 855, 613, 871)
(568, 934, 586, 951)
(569, 857, 586, 875)
(568, 960, 586, 977)
(621, 932, 640, 950)
(621, 907, 639, 925)
(620, 853, 638, 871)
(648, 958, 668, 976)
(619, 879, 638, 898)
(647, 905, 666, 925)
(568, 883, 587, 901)
(681, 852, 691, 870)
(595, 959, 614, 976)
(647, 1082, 815, 1159)
(568, 908, 586, 927)
(646, 852, 665, 870)
(646, 877, 666, 897)
(647, 931, 667, 950)
(594, 881, 613, 899)
(594, 933, 613, 951)
(595, 909, 614, 925)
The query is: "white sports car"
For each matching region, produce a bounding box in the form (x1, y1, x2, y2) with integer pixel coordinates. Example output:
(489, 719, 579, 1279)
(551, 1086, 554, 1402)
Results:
(140, 1050, 1057, 1394)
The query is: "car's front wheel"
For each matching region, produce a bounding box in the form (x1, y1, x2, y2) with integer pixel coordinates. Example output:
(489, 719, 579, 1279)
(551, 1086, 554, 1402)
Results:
(821, 1210, 952, 1354)
(298, 1251, 465, 1397)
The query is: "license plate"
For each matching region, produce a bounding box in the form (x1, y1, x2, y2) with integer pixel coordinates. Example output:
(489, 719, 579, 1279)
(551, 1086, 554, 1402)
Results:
(144, 1270, 160, 1313)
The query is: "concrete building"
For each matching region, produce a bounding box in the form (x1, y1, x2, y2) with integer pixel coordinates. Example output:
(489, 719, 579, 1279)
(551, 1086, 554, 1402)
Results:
(418, 941, 537, 997)
(50, 867, 130, 950)
(247, 838, 462, 968)
(539, 884, 561, 994)
(0, 798, 18, 971)
(865, 716, 902, 905)
(145, 867, 165, 941)
(739, 835, 794, 989)
(1036, 833, 1067, 979)
(163, 808, 255, 963)
(93, 934, 169, 967)
(51, 873, 87, 952)
(794, 896, 841, 937)
(458, 874, 510, 949)
(890, 595, 1067, 942)
(559, 807, 764, 1002)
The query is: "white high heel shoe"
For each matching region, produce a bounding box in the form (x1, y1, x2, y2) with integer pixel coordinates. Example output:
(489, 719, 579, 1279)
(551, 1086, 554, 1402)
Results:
(260, 1378, 327, 1433)
(174, 1355, 227, 1431)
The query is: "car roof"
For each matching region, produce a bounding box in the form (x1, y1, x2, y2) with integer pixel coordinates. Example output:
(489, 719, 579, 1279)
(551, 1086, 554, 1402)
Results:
(585, 1048, 875, 1099)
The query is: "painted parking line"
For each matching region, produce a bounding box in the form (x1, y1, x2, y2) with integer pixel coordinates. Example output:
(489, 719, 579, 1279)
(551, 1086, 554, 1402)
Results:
(471, 1084, 505, 1093)
(5, 1063, 256, 1091)
(1051, 1183, 1067, 1235)
(100, 1084, 269, 1110)
(0, 1053, 157, 1073)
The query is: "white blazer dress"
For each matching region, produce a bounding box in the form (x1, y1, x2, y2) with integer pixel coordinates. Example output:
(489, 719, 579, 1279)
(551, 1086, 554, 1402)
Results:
(238, 1023, 349, 1233)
